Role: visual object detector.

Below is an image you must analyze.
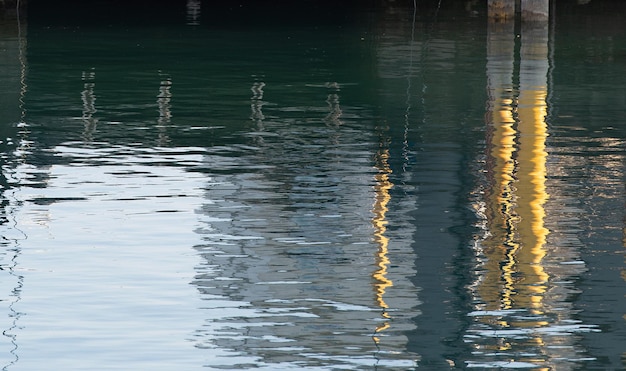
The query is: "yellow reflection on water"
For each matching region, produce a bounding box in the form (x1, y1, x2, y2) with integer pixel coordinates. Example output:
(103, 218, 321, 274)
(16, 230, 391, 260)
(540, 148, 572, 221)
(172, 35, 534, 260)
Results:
(477, 19, 551, 357)
(372, 147, 393, 343)
(514, 73, 549, 317)
(480, 20, 518, 313)
(487, 91, 518, 311)
(482, 23, 550, 315)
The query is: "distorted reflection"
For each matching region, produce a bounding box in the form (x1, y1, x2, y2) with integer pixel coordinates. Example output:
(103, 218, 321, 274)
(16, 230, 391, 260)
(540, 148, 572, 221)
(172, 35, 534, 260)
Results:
(479, 20, 517, 313)
(190, 77, 422, 369)
(468, 19, 598, 369)
(17, 13, 27, 124)
(186, 0, 201, 26)
(157, 74, 172, 146)
(15, 12, 30, 159)
(250, 81, 265, 120)
(81, 69, 97, 141)
(3, 2, 625, 369)
(324, 82, 342, 127)
(250, 80, 266, 145)
(371, 147, 393, 344)
(514, 21, 550, 318)
(0, 16, 26, 366)
(1, 230, 23, 371)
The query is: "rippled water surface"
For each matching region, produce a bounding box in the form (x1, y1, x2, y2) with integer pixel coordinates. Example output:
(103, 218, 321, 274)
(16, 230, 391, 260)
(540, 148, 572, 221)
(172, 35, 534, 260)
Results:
(0, 2, 625, 370)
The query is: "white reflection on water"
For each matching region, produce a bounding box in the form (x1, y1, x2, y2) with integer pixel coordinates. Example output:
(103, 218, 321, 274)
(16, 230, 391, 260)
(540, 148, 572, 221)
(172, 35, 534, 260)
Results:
(189, 78, 420, 369)
(2, 144, 207, 369)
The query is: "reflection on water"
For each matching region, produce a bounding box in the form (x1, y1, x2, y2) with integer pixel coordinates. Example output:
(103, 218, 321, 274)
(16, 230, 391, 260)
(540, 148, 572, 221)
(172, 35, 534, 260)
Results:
(469, 16, 607, 370)
(157, 73, 173, 146)
(191, 77, 419, 369)
(372, 146, 394, 343)
(186, 0, 201, 26)
(80, 69, 97, 141)
(0, 2, 624, 369)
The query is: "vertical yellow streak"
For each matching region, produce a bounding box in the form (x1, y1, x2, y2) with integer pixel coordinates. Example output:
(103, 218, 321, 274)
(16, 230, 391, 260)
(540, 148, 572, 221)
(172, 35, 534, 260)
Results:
(514, 85, 549, 318)
(478, 21, 551, 356)
(480, 20, 517, 313)
(492, 97, 518, 312)
(372, 148, 393, 342)
(514, 20, 550, 316)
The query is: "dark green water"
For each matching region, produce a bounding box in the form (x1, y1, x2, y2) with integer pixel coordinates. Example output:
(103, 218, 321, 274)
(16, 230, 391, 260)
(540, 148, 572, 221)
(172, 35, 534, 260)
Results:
(0, 1, 625, 369)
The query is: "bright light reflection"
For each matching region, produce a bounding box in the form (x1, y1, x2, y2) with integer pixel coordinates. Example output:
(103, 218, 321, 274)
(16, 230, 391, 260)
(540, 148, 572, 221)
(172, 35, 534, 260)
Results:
(372, 148, 393, 343)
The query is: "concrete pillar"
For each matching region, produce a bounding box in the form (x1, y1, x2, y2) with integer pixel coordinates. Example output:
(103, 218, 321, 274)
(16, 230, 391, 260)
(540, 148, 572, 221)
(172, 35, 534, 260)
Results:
(521, 0, 550, 21)
(488, 0, 515, 21)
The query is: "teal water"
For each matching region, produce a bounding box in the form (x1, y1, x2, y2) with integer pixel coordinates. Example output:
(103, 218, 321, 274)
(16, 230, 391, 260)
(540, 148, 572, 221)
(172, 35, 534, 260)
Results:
(0, 2, 625, 370)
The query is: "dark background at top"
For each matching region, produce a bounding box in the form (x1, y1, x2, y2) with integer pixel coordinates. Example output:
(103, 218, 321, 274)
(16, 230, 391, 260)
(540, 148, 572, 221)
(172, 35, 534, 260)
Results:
(22, 0, 626, 28)
(25, 0, 379, 27)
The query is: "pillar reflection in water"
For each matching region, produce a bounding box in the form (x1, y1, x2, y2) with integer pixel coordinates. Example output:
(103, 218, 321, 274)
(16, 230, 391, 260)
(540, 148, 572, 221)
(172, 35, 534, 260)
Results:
(478, 20, 517, 312)
(514, 21, 550, 317)
(156, 74, 172, 146)
(323, 82, 343, 146)
(468, 19, 598, 369)
(186, 0, 201, 26)
(324, 82, 342, 128)
(81, 69, 97, 142)
(192, 80, 418, 369)
(250, 79, 266, 146)
(372, 147, 393, 344)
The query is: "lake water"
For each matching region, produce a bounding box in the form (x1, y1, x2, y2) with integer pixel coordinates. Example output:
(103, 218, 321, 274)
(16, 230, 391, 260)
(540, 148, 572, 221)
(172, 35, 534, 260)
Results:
(0, 1, 625, 370)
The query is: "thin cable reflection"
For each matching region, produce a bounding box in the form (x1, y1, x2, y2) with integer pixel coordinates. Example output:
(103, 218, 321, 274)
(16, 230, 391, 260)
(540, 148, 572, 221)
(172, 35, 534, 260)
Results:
(402, 0, 417, 173)
(3, 8, 29, 366)
(1, 196, 24, 371)
(15, 0, 30, 160)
